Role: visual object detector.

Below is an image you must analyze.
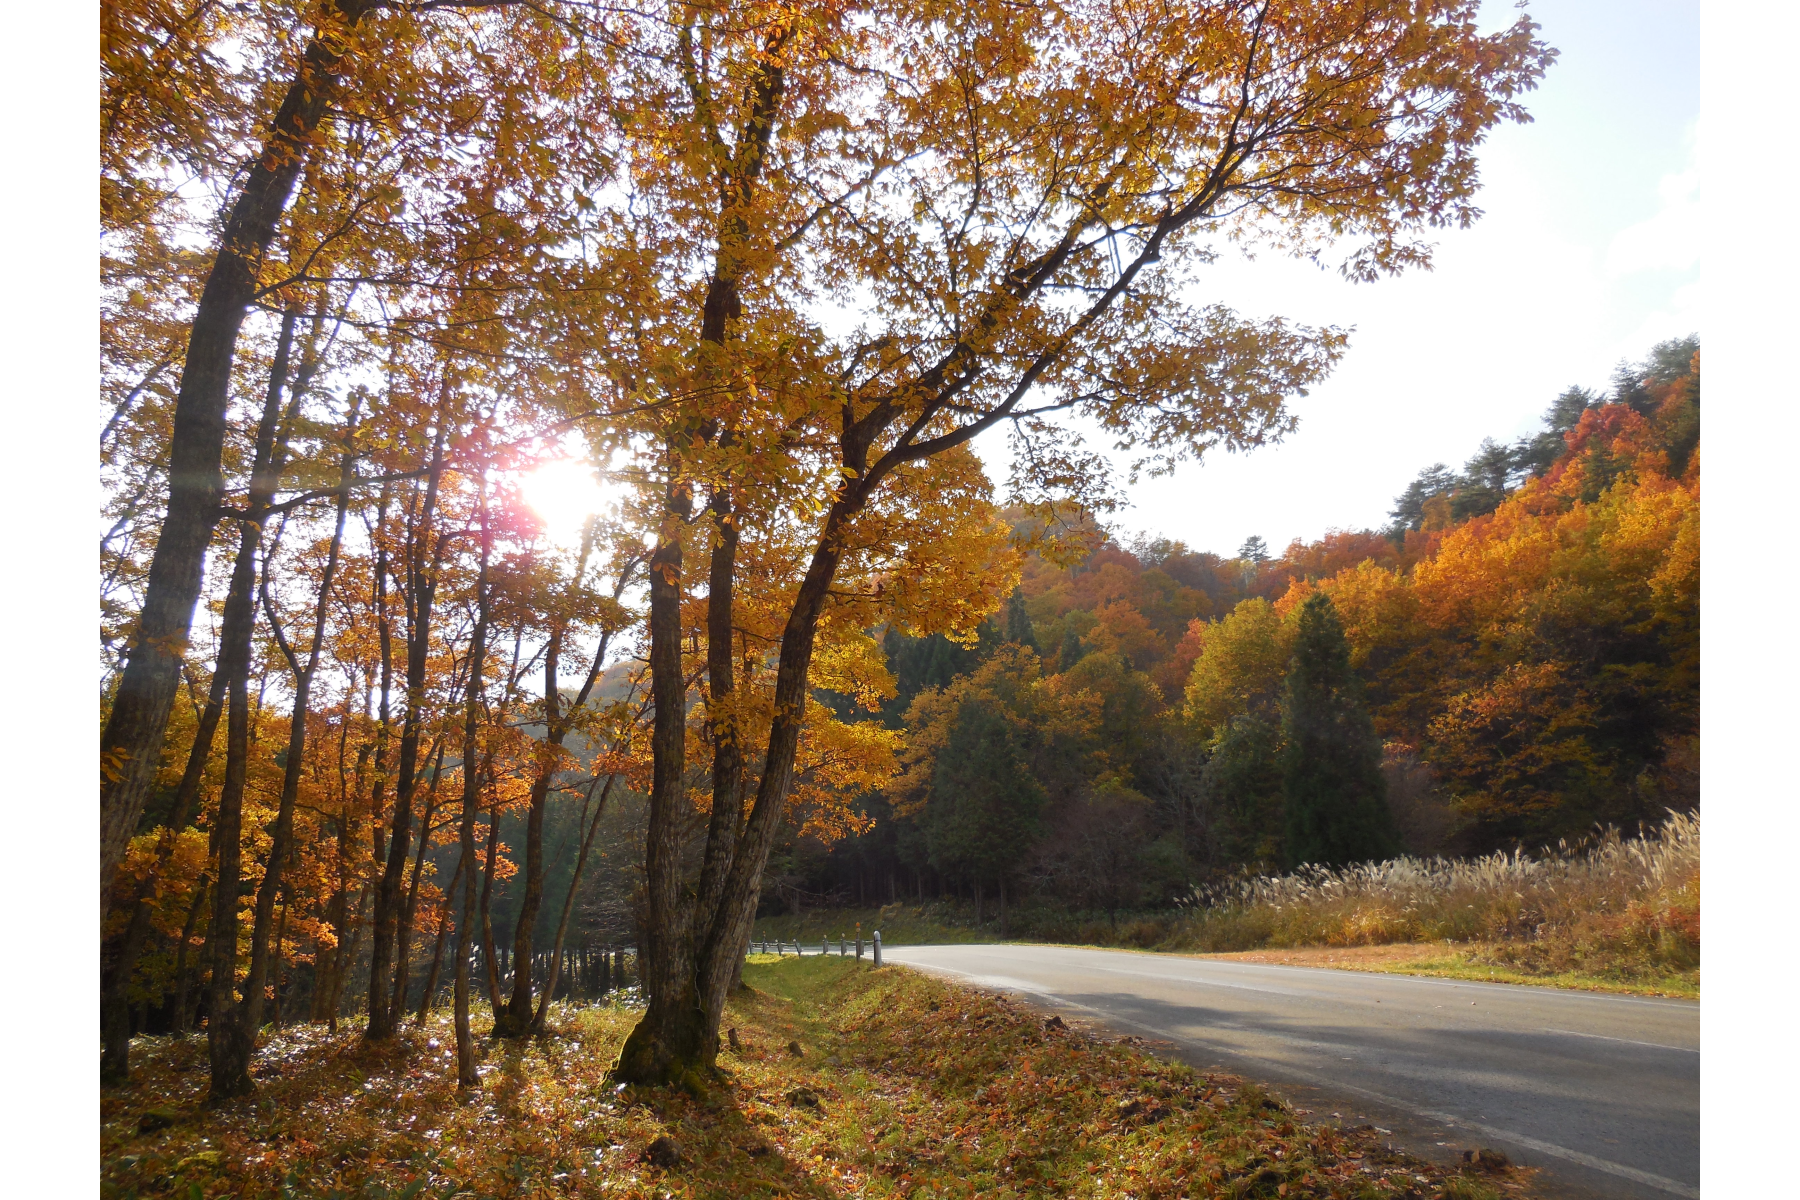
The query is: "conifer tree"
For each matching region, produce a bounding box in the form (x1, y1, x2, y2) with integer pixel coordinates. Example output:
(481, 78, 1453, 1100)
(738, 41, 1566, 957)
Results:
(1280, 594, 1398, 868)
(1057, 626, 1084, 673)
(926, 698, 1045, 922)
(1003, 588, 1039, 651)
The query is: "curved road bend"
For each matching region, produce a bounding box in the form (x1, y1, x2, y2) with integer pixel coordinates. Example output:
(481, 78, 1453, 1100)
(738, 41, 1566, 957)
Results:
(883, 944, 1697, 1200)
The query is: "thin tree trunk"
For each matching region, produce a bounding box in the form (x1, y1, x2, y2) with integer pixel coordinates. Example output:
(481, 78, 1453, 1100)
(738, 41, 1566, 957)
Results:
(391, 739, 446, 1023)
(416, 852, 465, 1023)
(202, 530, 262, 1099)
(532, 770, 620, 1033)
(99, 0, 377, 921)
(453, 483, 491, 1086)
(325, 884, 370, 1034)
(240, 388, 358, 1045)
(493, 764, 550, 1037)
(479, 792, 503, 1007)
(270, 889, 290, 1027)
(695, 478, 743, 932)
(204, 313, 304, 1100)
(170, 875, 210, 1037)
(312, 809, 354, 1022)
(368, 415, 449, 1039)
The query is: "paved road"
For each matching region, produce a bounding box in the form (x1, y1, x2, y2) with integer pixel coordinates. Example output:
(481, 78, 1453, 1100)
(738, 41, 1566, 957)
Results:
(884, 944, 1697, 1200)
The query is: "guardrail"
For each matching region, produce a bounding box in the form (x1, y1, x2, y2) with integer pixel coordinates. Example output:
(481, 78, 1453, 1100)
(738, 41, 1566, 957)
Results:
(749, 930, 882, 967)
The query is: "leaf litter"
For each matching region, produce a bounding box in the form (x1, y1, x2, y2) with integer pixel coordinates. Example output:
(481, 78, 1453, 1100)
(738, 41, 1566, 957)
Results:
(101, 957, 1538, 1199)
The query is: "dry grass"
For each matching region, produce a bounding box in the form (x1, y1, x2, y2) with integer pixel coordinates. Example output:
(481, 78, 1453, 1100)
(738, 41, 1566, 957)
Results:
(756, 814, 1699, 998)
(1171, 812, 1699, 994)
(100, 958, 1537, 1199)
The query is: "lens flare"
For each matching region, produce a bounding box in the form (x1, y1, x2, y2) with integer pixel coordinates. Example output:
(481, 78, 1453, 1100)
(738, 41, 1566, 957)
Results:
(517, 458, 614, 546)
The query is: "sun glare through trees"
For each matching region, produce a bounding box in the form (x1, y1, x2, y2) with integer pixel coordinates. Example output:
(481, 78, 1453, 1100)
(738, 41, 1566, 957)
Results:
(99, 2, 1698, 1196)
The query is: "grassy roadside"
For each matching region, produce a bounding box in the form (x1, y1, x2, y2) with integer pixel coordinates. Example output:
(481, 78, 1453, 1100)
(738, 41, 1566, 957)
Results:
(753, 905, 1696, 999)
(101, 957, 1537, 1199)
(1193, 943, 1698, 999)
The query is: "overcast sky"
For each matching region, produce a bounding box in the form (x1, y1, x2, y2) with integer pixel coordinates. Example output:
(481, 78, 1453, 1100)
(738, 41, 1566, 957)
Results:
(973, 0, 1700, 560)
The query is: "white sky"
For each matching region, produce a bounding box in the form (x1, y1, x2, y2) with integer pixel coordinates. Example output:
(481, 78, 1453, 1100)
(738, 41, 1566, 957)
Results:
(973, 0, 1700, 559)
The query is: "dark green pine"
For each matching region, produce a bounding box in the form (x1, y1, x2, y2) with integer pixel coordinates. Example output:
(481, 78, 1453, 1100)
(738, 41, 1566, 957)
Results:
(1280, 593, 1400, 868)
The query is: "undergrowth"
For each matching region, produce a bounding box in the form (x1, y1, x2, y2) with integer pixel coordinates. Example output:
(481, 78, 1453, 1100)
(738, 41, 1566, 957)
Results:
(755, 812, 1699, 995)
(100, 958, 1534, 1198)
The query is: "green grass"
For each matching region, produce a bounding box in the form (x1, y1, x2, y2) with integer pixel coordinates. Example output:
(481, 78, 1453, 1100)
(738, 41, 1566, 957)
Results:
(1202, 942, 1698, 999)
(751, 902, 987, 949)
(1375, 949, 1699, 999)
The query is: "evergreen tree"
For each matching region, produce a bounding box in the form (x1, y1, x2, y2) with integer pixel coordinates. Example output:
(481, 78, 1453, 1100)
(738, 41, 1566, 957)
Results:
(925, 697, 1046, 919)
(1644, 334, 1700, 384)
(1199, 713, 1284, 866)
(1057, 625, 1084, 673)
(1237, 535, 1270, 564)
(1002, 587, 1039, 650)
(1449, 437, 1512, 521)
(1280, 594, 1398, 868)
(1386, 463, 1456, 539)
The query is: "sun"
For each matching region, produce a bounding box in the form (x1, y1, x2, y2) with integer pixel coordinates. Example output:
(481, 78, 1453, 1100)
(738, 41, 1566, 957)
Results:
(517, 457, 618, 547)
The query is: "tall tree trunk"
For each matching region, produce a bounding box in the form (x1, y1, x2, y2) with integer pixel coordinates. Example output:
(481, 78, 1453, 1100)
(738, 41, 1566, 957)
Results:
(368, 416, 448, 1039)
(695, 481, 743, 939)
(269, 889, 291, 1026)
(416, 852, 465, 1022)
(478, 793, 503, 1007)
(202, 531, 262, 1099)
(99, 0, 376, 921)
(391, 740, 446, 1023)
(241, 389, 358, 1044)
(492, 765, 550, 1037)
(312, 809, 354, 1022)
(614, 449, 703, 1082)
(324, 884, 370, 1034)
(531, 770, 620, 1033)
(170, 875, 210, 1036)
(204, 312, 305, 1101)
(614, 38, 791, 1083)
(623, 490, 861, 1082)
(453, 484, 491, 1086)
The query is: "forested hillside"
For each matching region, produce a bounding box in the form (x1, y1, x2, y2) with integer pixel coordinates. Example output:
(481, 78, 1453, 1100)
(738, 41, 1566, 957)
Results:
(789, 337, 1700, 918)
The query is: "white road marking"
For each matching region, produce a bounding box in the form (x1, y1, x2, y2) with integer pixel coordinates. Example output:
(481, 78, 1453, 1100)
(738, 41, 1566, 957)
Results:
(892, 955, 1699, 1199)
(1542, 1027, 1698, 1053)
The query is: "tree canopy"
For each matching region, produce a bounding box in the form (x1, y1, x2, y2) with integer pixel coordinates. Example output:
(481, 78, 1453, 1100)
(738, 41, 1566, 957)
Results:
(100, 0, 1558, 1098)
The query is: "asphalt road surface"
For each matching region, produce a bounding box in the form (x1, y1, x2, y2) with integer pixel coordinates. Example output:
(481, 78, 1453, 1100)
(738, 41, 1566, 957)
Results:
(883, 944, 1697, 1200)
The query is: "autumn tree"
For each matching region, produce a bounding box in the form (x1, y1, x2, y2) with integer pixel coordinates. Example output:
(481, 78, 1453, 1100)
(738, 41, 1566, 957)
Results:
(601, 0, 1548, 1084)
(100, 0, 390, 917)
(1184, 598, 1291, 741)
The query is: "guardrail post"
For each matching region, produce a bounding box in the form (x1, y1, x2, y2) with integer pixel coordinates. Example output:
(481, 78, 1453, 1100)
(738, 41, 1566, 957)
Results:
(872, 930, 882, 967)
